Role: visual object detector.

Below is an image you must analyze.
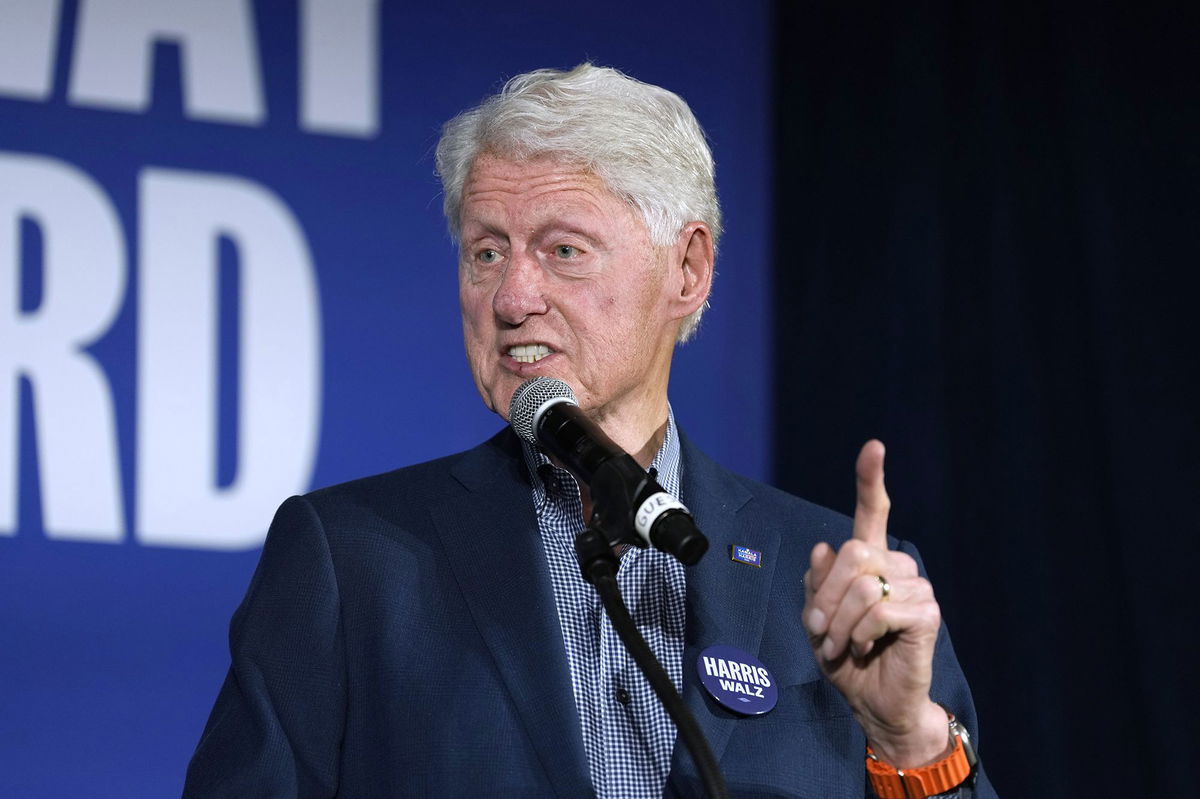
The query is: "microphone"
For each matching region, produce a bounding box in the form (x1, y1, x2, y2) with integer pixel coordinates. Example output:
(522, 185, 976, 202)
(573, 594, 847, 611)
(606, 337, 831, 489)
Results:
(508, 377, 708, 566)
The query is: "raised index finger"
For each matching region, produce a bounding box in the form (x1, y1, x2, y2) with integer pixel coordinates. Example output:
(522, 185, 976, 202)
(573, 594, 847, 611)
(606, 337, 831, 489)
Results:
(853, 439, 890, 548)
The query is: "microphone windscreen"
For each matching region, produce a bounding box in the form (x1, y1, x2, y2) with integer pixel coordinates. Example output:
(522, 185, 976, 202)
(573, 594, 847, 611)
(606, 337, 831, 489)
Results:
(508, 377, 577, 444)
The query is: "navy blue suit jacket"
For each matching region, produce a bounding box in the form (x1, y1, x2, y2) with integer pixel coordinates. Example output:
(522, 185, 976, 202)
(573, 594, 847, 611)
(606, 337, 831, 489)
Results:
(183, 429, 995, 798)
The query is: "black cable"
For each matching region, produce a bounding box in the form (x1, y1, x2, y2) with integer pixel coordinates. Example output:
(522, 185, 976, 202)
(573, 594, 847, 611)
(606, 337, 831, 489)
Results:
(576, 528, 728, 799)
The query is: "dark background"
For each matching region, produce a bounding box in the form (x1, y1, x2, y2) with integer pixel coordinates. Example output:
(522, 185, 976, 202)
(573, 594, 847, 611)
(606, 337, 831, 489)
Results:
(772, 1, 1197, 795)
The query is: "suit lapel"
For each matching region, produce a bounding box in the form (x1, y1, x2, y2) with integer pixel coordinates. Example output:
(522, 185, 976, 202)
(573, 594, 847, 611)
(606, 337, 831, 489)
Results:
(429, 431, 594, 798)
(667, 434, 783, 796)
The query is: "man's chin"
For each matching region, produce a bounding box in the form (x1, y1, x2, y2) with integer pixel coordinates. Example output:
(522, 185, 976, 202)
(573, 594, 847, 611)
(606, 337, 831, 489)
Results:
(481, 372, 568, 424)
(482, 383, 517, 423)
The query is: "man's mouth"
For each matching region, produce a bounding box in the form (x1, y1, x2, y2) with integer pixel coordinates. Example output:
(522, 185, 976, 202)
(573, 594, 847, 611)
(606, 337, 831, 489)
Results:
(508, 344, 554, 364)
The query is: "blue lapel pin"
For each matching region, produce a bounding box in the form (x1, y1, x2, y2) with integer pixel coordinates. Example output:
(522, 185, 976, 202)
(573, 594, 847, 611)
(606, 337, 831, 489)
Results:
(730, 544, 762, 567)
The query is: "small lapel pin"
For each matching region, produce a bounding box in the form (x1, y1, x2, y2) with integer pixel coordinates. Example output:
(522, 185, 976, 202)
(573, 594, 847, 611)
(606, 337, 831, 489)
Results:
(730, 545, 762, 567)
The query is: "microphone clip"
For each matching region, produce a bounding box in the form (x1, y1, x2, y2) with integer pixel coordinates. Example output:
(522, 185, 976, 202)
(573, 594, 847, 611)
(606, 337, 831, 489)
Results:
(587, 453, 655, 551)
(589, 454, 708, 566)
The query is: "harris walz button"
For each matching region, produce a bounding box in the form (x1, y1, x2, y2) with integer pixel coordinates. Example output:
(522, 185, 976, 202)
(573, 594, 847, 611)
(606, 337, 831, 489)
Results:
(697, 644, 778, 716)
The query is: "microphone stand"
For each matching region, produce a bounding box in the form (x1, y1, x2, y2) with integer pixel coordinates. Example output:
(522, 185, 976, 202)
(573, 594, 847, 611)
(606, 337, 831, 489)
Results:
(575, 527, 729, 799)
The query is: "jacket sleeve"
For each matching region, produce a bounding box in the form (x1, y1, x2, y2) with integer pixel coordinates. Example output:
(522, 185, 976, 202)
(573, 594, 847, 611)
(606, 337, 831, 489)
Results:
(182, 496, 347, 799)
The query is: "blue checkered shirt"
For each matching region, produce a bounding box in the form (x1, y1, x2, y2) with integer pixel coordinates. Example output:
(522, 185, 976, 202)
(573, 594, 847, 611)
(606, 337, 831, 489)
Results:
(522, 407, 686, 799)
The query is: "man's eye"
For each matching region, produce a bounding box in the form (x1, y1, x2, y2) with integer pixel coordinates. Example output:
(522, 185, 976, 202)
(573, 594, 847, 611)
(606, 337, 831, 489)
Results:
(554, 245, 579, 258)
(477, 249, 501, 264)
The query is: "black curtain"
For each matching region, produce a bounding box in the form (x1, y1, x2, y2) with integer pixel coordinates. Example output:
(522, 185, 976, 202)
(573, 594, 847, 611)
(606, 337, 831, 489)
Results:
(771, 1, 1197, 795)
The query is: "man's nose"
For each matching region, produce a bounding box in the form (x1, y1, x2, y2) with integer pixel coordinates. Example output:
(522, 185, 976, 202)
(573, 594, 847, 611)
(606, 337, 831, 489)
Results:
(492, 252, 548, 324)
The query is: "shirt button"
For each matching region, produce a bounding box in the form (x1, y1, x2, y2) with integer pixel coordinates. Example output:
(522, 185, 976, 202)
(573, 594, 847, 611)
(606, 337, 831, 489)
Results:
(615, 687, 632, 705)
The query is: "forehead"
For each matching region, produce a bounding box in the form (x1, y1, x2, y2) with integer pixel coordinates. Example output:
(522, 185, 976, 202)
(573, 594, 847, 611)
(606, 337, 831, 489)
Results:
(459, 153, 633, 230)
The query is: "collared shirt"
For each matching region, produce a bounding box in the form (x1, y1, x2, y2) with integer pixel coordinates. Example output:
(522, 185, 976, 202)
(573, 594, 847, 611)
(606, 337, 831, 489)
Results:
(522, 407, 686, 799)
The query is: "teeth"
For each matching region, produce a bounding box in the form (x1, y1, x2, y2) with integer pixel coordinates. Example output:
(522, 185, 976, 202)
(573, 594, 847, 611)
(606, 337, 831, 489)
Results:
(508, 344, 553, 364)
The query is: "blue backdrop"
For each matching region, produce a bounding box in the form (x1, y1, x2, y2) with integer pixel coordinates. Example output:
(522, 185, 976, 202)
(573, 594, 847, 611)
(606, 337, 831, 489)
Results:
(0, 1, 771, 796)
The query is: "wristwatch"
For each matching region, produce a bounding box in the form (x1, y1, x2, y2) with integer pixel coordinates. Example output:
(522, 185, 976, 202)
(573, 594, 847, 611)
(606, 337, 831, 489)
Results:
(865, 709, 978, 799)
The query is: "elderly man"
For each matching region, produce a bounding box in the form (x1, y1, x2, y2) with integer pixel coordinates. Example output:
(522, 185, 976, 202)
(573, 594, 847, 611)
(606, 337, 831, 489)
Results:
(184, 64, 996, 798)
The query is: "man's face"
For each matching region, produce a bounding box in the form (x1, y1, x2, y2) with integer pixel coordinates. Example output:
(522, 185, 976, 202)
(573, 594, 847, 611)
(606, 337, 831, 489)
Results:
(458, 153, 684, 426)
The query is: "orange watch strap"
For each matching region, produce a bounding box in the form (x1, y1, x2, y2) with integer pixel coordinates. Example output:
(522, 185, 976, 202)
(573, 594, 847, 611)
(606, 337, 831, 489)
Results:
(865, 729, 971, 799)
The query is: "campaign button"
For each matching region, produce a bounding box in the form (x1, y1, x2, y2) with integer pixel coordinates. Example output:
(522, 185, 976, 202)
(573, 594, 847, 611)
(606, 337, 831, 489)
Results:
(731, 545, 763, 567)
(697, 645, 778, 716)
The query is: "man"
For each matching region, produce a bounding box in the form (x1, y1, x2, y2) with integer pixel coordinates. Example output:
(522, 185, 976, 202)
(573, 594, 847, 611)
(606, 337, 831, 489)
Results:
(183, 64, 996, 798)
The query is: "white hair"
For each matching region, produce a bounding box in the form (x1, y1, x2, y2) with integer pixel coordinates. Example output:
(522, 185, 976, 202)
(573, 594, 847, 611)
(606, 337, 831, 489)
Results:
(435, 63, 721, 342)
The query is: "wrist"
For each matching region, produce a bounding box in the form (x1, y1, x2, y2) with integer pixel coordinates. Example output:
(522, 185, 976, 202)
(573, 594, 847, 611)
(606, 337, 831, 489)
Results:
(866, 706, 977, 799)
(865, 700, 951, 769)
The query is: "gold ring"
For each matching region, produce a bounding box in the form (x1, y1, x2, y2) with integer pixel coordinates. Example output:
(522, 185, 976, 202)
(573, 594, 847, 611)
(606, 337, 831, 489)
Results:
(877, 575, 891, 601)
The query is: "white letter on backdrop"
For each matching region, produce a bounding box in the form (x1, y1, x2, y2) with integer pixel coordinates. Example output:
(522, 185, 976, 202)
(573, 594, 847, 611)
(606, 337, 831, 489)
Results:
(137, 169, 321, 549)
(300, 0, 380, 137)
(0, 0, 62, 100)
(69, 0, 264, 124)
(0, 152, 126, 541)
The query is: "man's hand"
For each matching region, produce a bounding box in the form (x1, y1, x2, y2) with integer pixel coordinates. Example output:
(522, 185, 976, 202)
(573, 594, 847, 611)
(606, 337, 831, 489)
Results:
(802, 441, 950, 768)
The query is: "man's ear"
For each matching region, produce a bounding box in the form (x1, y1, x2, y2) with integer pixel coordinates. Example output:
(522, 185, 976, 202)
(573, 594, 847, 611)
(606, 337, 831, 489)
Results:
(670, 221, 714, 320)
